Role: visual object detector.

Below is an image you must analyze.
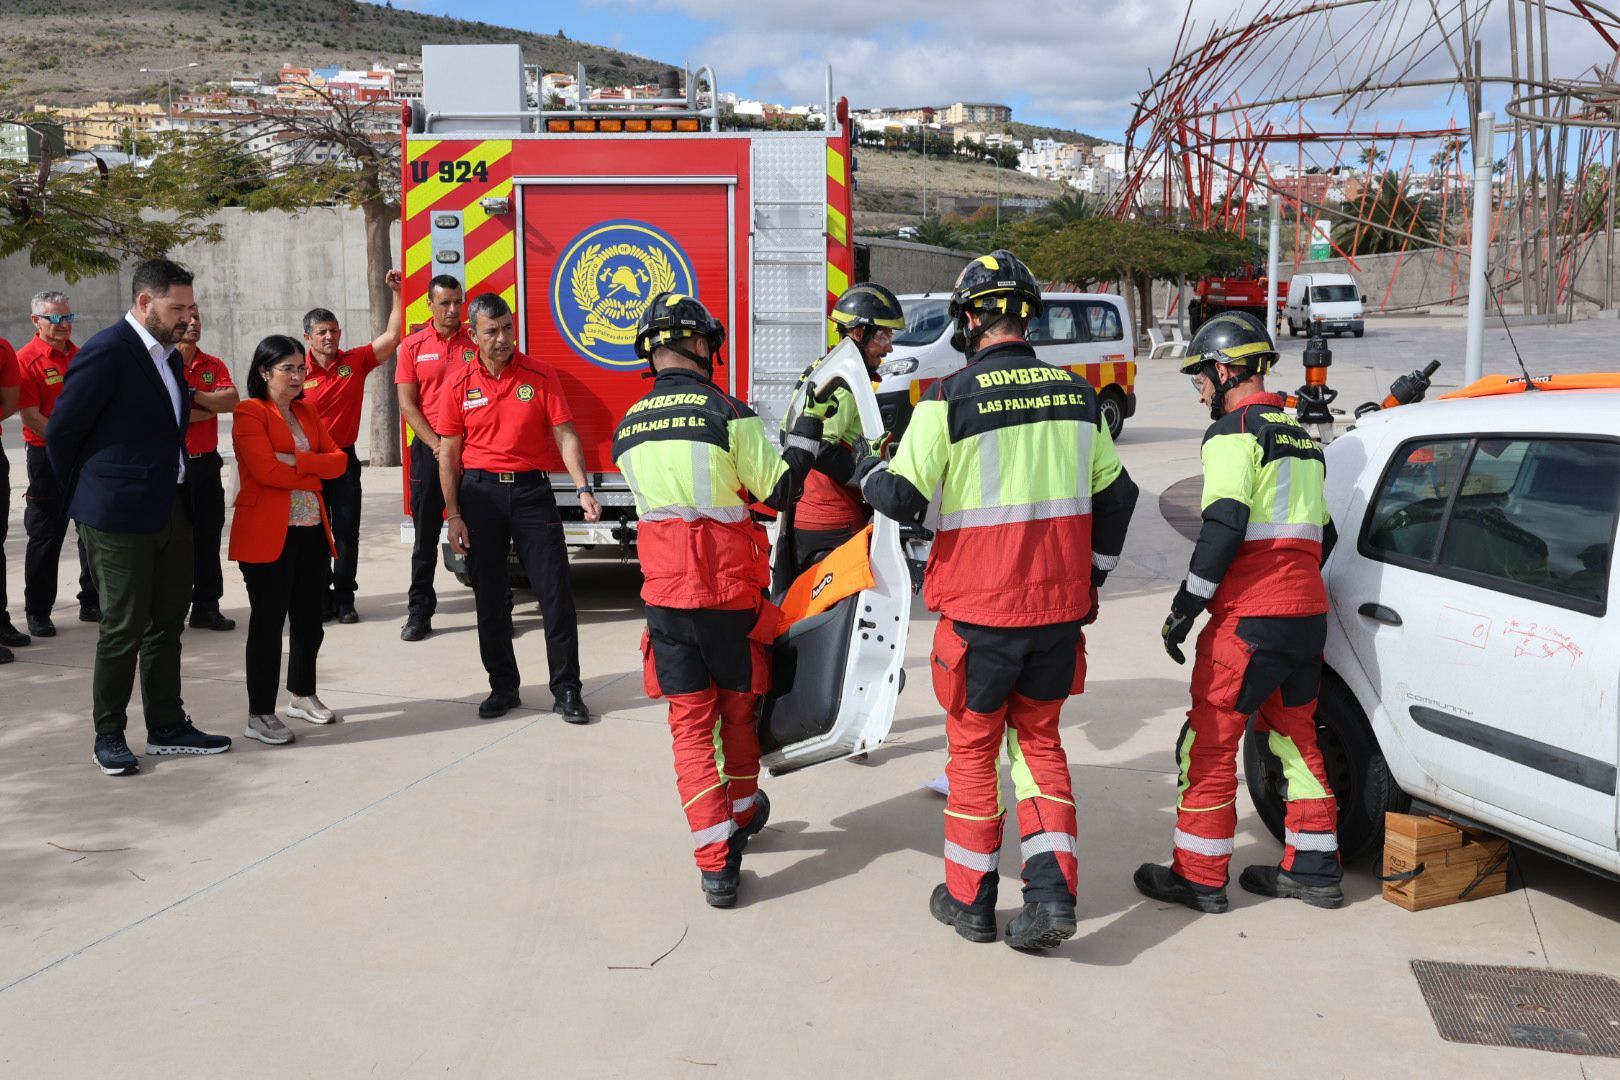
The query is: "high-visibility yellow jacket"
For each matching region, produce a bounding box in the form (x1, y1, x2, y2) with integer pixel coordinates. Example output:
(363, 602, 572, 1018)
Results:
(861, 340, 1139, 627)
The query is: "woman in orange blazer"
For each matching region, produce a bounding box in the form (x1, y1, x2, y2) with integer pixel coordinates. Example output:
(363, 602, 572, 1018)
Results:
(230, 335, 349, 746)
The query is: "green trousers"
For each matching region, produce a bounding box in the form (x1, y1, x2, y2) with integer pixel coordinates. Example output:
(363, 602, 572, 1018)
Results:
(80, 493, 193, 735)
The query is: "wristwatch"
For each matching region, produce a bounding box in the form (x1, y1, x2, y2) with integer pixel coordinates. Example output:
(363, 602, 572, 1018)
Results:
(576, 484, 595, 495)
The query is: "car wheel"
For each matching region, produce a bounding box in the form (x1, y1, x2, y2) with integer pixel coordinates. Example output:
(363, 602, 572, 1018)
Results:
(1098, 386, 1127, 440)
(1288, 318, 1299, 337)
(1188, 300, 1204, 332)
(1353, 328, 1365, 338)
(1242, 675, 1408, 861)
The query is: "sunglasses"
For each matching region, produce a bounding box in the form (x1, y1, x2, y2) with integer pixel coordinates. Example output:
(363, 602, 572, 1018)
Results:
(34, 313, 75, 325)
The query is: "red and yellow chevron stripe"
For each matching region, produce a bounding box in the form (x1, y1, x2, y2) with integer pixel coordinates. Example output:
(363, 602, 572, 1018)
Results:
(402, 139, 517, 330)
(825, 134, 854, 346)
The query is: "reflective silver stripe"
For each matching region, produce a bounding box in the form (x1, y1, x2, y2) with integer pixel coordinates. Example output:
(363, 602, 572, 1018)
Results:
(690, 440, 712, 508)
(640, 505, 750, 524)
(979, 427, 1001, 509)
(1285, 829, 1339, 852)
(939, 497, 1092, 531)
(1185, 573, 1219, 599)
(692, 820, 735, 847)
(1244, 522, 1323, 542)
(1092, 552, 1120, 572)
(785, 433, 819, 454)
(732, 794, 756, 814)
(1173, 828, 1234, 857)
(1019, 831, 1078, 863)
(943, 840, 1000, 873)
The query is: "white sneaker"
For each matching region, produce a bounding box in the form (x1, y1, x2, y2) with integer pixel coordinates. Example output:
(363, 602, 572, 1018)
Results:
(245, 713, 295, 745)
(285, 694, 338, 724)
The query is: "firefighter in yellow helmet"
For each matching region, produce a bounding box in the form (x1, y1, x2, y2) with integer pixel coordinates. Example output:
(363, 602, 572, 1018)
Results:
(612, 292, 824, 908)
(1135, 312, 1343, 913)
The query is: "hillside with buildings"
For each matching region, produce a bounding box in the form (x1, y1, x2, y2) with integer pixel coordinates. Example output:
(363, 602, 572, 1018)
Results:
(0, 0, 673, 107)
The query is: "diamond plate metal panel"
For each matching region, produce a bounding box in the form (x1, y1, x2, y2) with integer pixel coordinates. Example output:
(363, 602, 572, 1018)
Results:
(749, 137, 828, 424)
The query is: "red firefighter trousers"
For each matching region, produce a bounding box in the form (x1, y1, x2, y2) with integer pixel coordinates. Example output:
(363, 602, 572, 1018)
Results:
(643, 604, 771, 872)
(1172, 613, 1341, 888)
(932, 617, 1086, 910)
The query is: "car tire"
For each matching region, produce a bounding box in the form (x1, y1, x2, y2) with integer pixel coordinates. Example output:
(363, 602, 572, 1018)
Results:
(1288, 318, 1299, 337)
(1242, 674, 1408, 861)
(1353, 328, 1365, 338)
(1188, 300, 1204, 332)
(1098, 386, 1127, 441)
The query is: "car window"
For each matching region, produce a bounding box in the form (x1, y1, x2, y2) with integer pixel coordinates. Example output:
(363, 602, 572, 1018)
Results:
(1311, 284, 1359, 303)
(1439, 438, 1619, 606)
(894, 299, 949, 347)
(1365, 435, 1620, 612)
(1364, 439, 1472, 560)
(1029, 301, 1081, 345)
(1080, 301, 1124, 342)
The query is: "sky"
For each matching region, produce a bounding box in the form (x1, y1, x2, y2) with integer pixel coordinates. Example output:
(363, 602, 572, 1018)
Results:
(377, 1, 1620, 161)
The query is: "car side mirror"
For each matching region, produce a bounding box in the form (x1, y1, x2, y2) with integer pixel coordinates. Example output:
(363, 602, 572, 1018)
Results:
(1360, 292, 1368, 303)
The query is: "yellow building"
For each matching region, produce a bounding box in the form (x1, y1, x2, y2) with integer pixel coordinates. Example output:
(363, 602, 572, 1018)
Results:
(43, 101, 164, 151)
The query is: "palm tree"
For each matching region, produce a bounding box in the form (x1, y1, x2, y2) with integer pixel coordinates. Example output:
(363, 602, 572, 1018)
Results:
(1359, 146, 1386, 176)
(1042, 190, 1096, 226)
(913, 215, 967, 249)
(1333, 174, 1440, 254)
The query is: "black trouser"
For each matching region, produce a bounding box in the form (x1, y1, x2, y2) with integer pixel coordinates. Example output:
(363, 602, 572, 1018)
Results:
(23, 444, 97, 618)
(645, 605, 757, 695)
(460, 471, 581, 698)
(240, 525, 329, 715)
(791, 525, 860, 578)
(0, 448, 10, 624)
(80, 493, 192, 735)
(322, 445, 362, 609)
(186, 450, 226, 615)
(407, 438, 445, 620)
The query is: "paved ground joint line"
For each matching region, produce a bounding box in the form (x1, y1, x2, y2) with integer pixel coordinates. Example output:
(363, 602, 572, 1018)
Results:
(0, 711, 554, 998)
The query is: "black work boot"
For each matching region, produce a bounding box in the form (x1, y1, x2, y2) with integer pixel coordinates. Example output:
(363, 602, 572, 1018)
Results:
(1238, 865, 1344, 909)
(701, 864, 740, 908)
(1133, 863, 1230, 914)
(929, 883, 997, 943)
(1004, 899, 1078, 952)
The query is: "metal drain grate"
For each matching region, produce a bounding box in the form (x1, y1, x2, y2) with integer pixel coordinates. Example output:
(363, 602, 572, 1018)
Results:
(1412, 960, 1620, 1057)
(1159, 477, 1204, 543)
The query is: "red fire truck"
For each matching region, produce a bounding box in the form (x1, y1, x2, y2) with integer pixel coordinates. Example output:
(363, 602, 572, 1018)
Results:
(1187, 264, 1287, 331)
(399, 44, 854, 558)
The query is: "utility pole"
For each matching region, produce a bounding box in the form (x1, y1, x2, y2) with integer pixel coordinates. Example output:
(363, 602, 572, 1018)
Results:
(1265, 194, 1281, 336)
(1464, 111, 1494, 385)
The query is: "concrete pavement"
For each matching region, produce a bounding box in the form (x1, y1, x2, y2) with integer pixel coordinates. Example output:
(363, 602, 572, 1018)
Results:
(2, 316, 1618, 1078)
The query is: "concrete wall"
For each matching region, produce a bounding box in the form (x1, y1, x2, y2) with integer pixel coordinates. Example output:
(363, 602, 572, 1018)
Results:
(0, 207, 394, 388)
(857, 237, 974, 294)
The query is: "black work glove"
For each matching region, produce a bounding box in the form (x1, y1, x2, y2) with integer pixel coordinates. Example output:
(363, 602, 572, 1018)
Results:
(1160, 583, 1206, 665)
(785, 413, 824, 453)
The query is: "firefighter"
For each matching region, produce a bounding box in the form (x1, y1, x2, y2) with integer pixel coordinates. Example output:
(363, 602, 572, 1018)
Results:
(1136, 312, 1343, 913)
(612, 293, 825, 909)
(784, 283, 906, 578)
(858, 251, 1139, 951)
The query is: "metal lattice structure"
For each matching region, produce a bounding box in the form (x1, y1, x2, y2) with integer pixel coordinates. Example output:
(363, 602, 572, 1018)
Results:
(1118, 0, 1620, 320)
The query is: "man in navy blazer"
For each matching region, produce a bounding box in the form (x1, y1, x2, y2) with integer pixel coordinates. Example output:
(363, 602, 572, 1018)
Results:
(47, 258, 233, 775)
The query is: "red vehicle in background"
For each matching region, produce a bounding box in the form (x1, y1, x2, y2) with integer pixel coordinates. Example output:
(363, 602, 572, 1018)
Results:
(1187, 264, 1287, 332)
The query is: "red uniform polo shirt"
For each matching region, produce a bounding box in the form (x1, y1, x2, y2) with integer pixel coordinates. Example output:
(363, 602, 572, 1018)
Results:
(0, 337, 17, 437)
(395, 322, 477, 431)
(436, 351, 572, 473)
(302, 344, 379, 449)
(183, 349, 236, 455)
(16, 337, 79, 448)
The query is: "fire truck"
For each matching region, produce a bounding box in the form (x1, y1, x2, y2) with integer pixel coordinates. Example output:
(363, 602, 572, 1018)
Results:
(398, 44, 854, 553)
(1187, 264, 1288, 332)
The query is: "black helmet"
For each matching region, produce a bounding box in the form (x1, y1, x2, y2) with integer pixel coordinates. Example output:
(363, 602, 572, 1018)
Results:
(634, 292, 726, 365)
(830, 283, 906, 335)
(948, 250, 1043, 356)
(1180, 311, 1278, 376)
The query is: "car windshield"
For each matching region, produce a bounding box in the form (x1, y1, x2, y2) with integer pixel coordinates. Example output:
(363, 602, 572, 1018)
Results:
(895, 299, 951, 346)
(1312, 284, 1359, 303)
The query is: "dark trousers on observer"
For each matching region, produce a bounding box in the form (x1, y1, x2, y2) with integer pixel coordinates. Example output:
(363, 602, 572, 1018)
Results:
(23, 444, 97, 618)
(240, 526, 329, 715)
(0, 449, 10, 622)
(460, 472, 581, 698)
(407, 438, 445, 619)
(187, 450, 226, 616)
(322, 446, 362, 608)
(80, 493, 192, 735)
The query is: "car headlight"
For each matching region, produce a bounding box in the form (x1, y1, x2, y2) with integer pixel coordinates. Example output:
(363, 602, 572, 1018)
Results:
(876, 356, 918, 378)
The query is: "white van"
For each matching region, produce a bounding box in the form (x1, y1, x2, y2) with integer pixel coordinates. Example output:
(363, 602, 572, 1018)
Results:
(1284, 272, 1366, 338)
(874, 292, 1138, 440)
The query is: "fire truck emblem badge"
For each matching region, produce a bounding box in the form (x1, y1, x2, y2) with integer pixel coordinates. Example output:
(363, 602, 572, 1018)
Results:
(553, 219, 697, 370)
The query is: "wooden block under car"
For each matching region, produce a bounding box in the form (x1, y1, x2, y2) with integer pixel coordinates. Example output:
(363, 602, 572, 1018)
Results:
(1382, 812, 1510, 911)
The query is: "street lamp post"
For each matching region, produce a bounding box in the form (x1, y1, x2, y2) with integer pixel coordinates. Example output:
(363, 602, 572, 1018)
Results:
(140, 62, 200, 119)
(989, 157, 1002, 229)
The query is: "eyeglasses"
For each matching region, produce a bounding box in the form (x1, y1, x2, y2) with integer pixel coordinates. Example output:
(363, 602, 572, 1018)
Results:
(34, 313, 75, 325)
(272, 364, 308, 376)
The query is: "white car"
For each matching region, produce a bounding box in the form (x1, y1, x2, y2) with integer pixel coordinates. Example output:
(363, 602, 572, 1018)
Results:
(1244, 387, 1620, 877)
